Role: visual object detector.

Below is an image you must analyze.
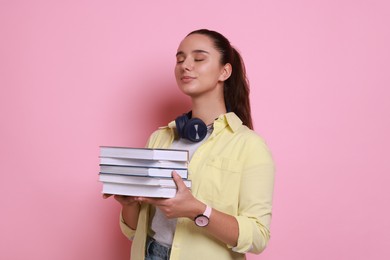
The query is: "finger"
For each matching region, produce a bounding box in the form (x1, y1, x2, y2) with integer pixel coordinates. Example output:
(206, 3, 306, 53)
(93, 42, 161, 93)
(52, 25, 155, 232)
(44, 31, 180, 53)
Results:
(136, 196, 164, 205)
(172, 171, 187, 191)
(102, 193, 113, 199)
(113, 195, 138, 205)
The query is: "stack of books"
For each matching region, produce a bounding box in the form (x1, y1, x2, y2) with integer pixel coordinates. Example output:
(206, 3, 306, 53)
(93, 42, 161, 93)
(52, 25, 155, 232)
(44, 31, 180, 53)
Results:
(99, 146, 190, 198)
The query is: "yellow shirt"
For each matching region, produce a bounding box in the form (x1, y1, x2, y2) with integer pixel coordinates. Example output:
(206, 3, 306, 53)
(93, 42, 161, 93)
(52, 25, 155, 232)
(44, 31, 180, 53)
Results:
(120, 112, 275, 260)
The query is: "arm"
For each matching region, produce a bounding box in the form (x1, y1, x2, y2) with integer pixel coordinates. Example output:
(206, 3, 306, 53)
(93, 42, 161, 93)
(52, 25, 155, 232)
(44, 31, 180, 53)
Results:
(116, 196, 141, 230)
(103, 194, 140, 230)
(202, 205, 239, 247)
(135, 171, 239, 247)
(136, 140, 275, 253)
(233, 161, 274, 253)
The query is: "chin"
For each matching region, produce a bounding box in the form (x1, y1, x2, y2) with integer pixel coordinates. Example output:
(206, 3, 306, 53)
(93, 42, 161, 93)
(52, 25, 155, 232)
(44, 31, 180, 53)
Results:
(178, 85, 199, 95)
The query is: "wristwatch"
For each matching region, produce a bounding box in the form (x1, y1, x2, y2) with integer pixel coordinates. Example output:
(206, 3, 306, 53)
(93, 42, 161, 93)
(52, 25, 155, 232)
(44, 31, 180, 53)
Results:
(194, 205, 212, 227)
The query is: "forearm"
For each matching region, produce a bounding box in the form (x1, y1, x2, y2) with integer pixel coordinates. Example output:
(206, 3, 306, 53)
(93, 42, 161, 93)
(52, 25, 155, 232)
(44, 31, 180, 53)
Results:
(205, 208, 239, 247)
(121, 203, 140, 230)
(191, 202, 239, 247)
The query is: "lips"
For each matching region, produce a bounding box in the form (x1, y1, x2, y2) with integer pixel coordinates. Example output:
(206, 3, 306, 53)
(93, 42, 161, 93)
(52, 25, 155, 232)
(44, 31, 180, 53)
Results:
(181, 76, 196, 83)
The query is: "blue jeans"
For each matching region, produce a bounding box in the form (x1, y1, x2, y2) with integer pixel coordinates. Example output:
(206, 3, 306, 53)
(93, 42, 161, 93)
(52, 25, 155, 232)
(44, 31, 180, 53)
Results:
(145, 236, 171, 260)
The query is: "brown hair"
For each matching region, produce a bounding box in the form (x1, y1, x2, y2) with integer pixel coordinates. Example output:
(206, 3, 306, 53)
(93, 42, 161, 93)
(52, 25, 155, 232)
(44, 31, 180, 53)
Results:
(187, 29, 253, 129)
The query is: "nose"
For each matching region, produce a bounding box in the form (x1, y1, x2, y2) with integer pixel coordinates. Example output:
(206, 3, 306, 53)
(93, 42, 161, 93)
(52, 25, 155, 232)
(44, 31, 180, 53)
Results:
(181, 58, 193, 71)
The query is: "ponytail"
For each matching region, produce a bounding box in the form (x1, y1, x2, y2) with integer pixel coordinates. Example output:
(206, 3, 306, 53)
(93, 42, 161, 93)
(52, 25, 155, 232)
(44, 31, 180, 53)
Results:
(188, 29, 253, 129)
(224, 48, 253, 129)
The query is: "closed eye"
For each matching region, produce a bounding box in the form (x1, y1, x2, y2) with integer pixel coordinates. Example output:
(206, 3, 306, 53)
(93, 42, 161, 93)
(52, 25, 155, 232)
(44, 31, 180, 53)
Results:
(176, 58, 185, 64)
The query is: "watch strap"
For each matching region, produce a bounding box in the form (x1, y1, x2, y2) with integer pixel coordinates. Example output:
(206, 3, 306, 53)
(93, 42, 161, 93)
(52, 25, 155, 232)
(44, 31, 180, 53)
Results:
(203, 205, 212, 218)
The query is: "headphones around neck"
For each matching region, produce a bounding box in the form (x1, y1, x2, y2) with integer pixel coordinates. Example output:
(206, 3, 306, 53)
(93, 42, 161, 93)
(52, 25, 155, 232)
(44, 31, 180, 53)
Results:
(175, 111, 208, 142)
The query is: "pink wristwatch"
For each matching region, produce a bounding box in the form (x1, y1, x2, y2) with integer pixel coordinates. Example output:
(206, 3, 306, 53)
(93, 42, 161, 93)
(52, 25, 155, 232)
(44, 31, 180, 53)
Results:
(194, 205, 212, 227)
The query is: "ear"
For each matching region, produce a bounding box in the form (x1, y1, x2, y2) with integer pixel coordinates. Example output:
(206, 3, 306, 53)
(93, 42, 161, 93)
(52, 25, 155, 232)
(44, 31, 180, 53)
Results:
(218, 63, 232, 82)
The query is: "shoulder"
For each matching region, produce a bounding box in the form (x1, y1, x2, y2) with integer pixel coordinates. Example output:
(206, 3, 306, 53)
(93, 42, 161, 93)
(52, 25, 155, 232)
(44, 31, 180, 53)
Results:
(233, 124, 268, 145)
(219, 112, 274, 163)
(234, 126, 274, 164)
(146, 123, 175, 148)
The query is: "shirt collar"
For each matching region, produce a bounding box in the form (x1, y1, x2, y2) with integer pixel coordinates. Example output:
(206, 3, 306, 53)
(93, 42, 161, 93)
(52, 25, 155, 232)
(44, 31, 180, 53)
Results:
(213, 112, 243, 134)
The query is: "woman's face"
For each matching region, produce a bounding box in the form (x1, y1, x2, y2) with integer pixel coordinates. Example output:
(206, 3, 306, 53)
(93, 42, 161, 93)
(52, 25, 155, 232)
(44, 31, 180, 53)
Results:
(175, 34, 227, 98)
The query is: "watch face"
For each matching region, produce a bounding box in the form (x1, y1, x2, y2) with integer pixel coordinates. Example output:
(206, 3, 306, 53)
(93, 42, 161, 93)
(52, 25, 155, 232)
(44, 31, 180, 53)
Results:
(195, 215, 209, 227)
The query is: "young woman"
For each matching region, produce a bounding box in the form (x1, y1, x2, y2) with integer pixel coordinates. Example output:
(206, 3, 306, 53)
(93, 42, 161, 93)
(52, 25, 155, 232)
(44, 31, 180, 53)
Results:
(106, 29, 275, 260)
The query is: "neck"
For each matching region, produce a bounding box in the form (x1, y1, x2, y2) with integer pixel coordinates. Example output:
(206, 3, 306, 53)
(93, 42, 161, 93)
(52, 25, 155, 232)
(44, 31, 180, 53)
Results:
(191, 97, 227, 126)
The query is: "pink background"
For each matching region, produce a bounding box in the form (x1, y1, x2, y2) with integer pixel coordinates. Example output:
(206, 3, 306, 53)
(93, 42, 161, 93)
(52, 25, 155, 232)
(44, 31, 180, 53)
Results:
(1, 0, 389, 259)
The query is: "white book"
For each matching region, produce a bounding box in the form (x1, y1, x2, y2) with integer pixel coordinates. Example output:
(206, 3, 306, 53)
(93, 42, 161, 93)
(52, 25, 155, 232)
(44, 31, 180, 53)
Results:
(101, 182, 178, 198)
(100, 146, 189, 162)
(99, 157, 188, 169)
(99, 165, 188, 179)
(99, 173, 191, 188)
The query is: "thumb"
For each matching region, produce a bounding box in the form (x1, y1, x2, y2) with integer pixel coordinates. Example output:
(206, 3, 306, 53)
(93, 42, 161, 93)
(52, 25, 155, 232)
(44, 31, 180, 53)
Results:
(172, 171, 187, 191)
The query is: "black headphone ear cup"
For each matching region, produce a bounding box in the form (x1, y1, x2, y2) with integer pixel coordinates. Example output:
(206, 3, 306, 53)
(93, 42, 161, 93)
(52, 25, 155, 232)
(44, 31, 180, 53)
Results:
(182, 118, 207, 142)
(175, 114, 189, 138)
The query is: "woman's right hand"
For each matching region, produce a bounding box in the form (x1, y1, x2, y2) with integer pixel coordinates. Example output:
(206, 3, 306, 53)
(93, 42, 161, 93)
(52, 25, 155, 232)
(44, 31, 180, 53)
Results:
(103, 194, 138, 205)
(115, 194, 140, 207)
(103, 194, 141, 229)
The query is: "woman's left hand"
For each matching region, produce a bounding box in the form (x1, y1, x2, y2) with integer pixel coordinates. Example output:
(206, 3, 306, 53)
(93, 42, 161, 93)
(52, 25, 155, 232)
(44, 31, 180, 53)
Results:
(135, 171, 205, 219)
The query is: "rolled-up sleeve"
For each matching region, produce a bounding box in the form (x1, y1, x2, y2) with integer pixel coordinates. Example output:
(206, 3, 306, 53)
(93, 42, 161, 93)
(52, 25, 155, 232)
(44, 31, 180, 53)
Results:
(119, 210, 136, 240)
(232, 141, 275, 254)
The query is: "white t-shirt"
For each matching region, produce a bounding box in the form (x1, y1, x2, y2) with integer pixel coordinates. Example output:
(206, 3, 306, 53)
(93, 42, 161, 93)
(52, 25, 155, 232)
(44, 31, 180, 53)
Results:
(149, 125, 213, 247)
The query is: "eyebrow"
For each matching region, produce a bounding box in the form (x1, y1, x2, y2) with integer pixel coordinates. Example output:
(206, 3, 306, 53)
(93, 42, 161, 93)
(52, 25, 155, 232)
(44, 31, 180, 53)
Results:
(176, 50, 210, 56)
